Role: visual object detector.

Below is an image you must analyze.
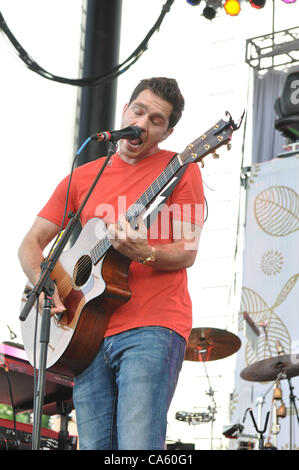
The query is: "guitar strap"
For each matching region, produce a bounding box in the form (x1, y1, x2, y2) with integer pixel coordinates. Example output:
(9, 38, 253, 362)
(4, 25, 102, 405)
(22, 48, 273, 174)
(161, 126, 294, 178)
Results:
(141, 154, 188, 230)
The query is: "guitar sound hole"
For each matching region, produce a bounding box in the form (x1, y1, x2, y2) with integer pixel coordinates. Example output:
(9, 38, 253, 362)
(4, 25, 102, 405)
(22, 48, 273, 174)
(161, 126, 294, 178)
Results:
(73, 255, 92, 287)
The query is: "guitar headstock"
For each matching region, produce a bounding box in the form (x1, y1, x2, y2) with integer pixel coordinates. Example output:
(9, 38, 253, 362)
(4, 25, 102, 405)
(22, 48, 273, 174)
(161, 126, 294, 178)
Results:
(179, 111, 244, 167)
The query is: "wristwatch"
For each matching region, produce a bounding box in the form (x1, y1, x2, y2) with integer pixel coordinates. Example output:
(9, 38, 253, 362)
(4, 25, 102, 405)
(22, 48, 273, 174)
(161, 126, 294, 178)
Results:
(141, 246, 156, 265)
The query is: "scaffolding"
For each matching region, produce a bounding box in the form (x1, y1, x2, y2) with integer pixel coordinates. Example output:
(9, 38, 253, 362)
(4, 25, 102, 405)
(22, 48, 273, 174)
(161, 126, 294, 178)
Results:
(246, 26, 299, 71)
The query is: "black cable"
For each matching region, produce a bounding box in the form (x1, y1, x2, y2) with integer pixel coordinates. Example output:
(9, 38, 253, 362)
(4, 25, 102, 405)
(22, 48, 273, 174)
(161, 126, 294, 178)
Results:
(204, 195, 208, 222)
(30, 150, 80, 430)
(0, 0, 175, 87)
(0, 360, 21, 450)
(43, 150, 79, 266)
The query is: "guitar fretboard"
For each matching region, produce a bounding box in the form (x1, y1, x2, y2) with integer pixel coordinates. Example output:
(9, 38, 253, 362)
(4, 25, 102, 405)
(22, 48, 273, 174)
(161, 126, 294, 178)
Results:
(90, 154, 183, 265)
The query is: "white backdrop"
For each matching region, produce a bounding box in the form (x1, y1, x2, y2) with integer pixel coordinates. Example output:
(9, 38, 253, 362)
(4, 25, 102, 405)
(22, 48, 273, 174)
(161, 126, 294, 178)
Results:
(231, 155, 299, 450)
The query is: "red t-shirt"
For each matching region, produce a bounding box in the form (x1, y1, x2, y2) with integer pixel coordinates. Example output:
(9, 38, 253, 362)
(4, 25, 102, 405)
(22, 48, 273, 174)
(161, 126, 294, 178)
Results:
(38, 150, 204, 342)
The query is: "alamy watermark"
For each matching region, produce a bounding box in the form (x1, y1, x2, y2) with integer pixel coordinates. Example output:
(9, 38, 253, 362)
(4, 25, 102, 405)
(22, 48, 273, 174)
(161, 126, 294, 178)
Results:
(94, 195, 204, 250)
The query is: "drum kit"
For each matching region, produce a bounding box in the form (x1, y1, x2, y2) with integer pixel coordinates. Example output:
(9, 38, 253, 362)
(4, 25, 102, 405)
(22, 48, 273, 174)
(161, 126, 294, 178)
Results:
(240, 349, 299, 450)
(175, 327, 241, 449)
(174, 327, 299, 450)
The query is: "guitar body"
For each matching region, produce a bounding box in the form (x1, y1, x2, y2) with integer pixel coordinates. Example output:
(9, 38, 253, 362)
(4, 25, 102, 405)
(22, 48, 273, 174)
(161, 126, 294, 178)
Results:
(20, 218, 131, 377)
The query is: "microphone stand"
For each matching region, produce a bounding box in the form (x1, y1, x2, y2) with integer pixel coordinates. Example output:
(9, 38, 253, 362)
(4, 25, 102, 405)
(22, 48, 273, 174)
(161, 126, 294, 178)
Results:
(274, 342, 299, 449)
(198, 350, 217, 450)
(286, 376, 299, 450)
(19, 140, 118, 450)
(249, 408, 270, 450)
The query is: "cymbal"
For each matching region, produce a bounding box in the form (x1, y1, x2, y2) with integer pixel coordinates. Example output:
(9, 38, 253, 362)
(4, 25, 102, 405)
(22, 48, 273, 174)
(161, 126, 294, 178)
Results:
(240, 354, 299, 382)
(184, 327, 241, 362)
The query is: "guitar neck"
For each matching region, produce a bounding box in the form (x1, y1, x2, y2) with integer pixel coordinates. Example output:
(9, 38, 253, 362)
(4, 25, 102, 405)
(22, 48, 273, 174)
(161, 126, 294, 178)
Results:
(90, 153, 183, 265)
(126, 153, 182, 223)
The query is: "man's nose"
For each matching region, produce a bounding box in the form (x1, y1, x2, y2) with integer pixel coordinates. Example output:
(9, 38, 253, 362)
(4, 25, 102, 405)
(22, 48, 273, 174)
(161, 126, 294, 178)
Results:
(135, 114, 149, 132)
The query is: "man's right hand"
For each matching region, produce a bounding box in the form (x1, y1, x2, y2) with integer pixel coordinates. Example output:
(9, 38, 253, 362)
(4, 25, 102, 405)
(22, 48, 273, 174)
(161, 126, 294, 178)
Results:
(37, 284, 66, 317)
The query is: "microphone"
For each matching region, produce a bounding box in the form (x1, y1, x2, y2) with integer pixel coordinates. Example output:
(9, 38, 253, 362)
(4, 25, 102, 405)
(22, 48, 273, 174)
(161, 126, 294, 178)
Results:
(90, 126, 142, 142)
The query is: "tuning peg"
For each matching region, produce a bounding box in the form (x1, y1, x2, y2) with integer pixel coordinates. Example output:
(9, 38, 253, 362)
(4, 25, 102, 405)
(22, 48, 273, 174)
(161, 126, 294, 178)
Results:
(200, 160, 204, 168)
(212, 152, 219, 159)
(227, 142, 232, 151)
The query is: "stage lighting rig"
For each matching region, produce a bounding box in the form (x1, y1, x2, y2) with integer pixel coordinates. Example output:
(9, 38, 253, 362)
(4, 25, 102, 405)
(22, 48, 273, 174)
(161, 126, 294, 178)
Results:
(246, 25, 299, 71)
(224, 0, 241, 15)
(249, 0, 266, 8)
(186, 0, 298, 20)
(186, 0, 202, 5)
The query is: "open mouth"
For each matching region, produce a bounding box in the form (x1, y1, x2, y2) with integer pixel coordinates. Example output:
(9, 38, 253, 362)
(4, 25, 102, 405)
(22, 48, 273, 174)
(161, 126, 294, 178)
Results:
(128, 137, 143, 147)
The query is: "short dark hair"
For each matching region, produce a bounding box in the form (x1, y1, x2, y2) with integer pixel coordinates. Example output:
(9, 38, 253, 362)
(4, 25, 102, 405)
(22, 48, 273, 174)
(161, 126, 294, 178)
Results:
(129, 77, 185, 129)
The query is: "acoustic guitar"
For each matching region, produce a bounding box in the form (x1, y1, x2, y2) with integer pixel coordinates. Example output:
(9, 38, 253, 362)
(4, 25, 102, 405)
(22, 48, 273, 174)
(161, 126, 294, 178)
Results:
(20, 112, 241, 377)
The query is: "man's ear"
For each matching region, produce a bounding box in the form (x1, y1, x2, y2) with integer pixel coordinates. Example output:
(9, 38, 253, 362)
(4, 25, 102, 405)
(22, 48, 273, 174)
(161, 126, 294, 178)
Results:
(122, 103, 129, 116)
(161, 127, 174, 142)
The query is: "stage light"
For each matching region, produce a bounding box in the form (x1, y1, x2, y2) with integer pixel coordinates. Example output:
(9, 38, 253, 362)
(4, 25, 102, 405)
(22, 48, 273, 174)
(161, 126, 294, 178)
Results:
(201, 0, 223, 20)
(186, 0, 202, 5)
(202, 5, 217, 18)
(249, 0, 266, 8)
(224, 0, 241, 15)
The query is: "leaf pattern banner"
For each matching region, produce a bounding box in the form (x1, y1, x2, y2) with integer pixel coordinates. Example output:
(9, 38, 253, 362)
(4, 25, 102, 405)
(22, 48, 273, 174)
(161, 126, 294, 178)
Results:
(231, 155, 299, 451)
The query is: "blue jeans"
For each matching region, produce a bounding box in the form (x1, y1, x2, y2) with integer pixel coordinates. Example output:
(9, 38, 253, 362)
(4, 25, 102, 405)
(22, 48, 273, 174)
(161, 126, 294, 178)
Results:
(73, 326, 186, 450)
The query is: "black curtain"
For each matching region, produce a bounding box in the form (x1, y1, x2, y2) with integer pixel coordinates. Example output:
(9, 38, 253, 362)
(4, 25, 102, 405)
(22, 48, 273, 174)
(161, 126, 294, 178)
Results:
(251, 68, 285, 164)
